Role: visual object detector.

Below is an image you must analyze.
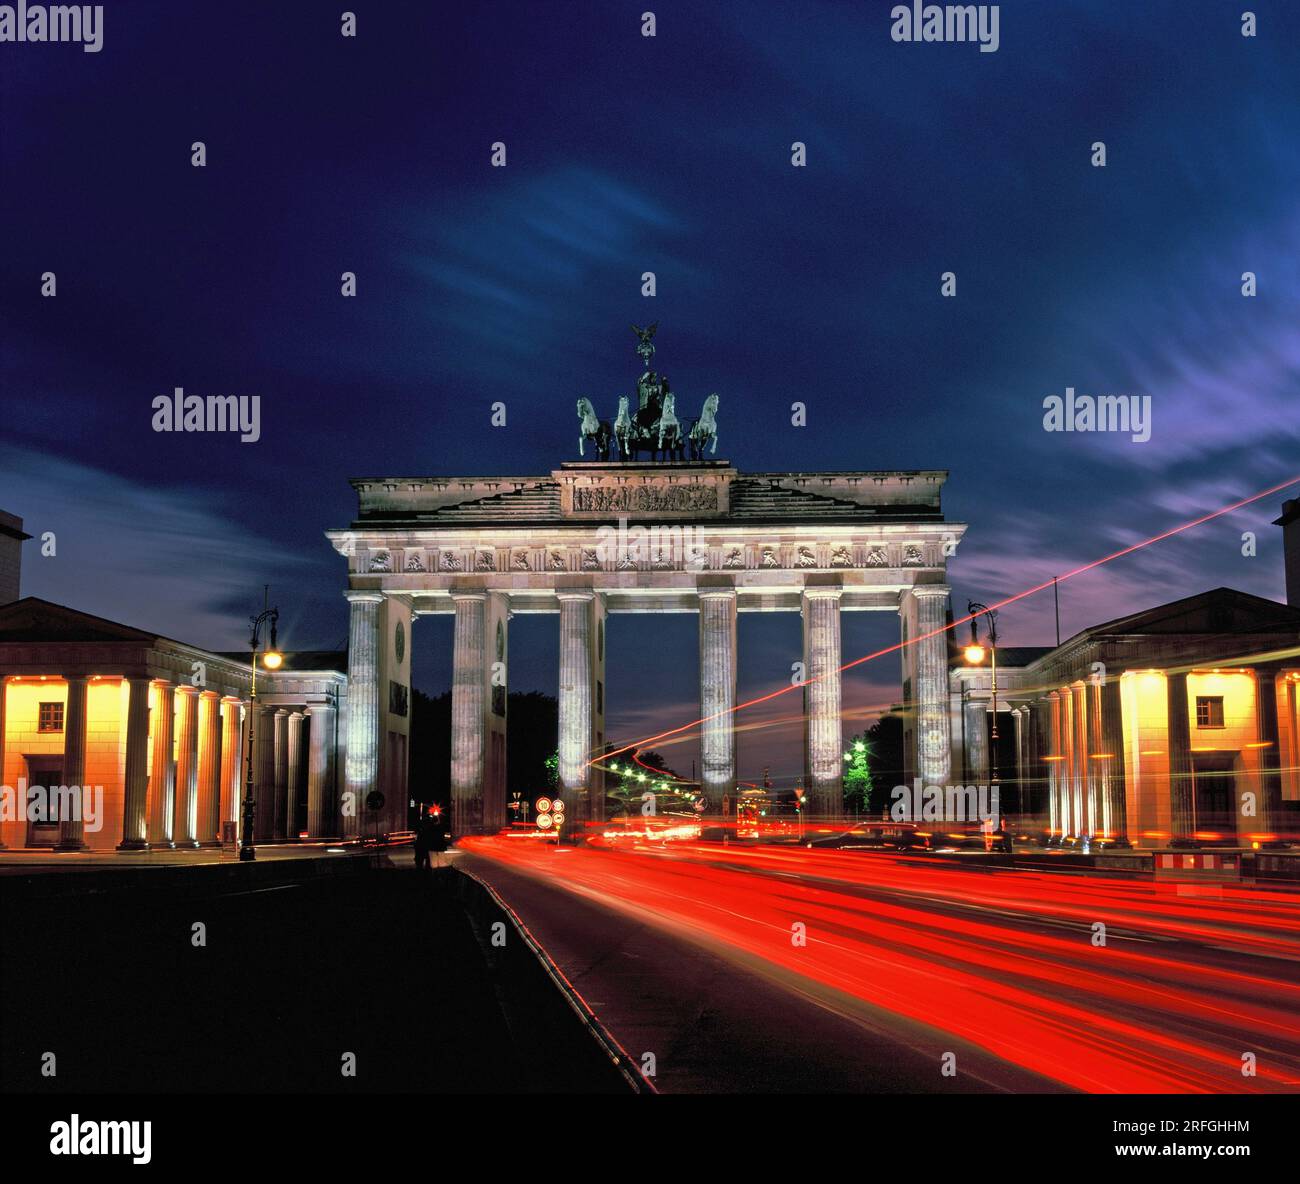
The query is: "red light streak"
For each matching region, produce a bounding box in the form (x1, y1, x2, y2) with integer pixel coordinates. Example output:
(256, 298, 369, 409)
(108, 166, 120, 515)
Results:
(463, 836, 1300, 1093)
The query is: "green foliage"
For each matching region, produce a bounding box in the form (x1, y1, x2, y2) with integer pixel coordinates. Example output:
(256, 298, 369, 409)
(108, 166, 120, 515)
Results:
(842, 733, 872, 813)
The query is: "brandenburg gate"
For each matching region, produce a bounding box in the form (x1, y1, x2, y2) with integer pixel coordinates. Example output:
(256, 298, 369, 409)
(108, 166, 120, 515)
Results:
(327, 330, 965, 837)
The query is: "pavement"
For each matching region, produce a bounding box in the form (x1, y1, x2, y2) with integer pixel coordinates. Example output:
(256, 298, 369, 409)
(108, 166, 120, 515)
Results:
(0, 850, 629, 1094)
(0, 839, 368, 874)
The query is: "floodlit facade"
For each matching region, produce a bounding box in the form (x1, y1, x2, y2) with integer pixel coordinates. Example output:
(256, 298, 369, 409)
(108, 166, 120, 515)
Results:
(952, 587, 1300, 847)
(0, 596, 349, 851)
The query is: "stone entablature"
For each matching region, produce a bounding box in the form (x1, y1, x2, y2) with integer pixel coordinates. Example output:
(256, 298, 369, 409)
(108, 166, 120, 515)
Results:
(346, 464, 950, 522)
(0, 639, 252, 695)
(328, 522, 961, 616)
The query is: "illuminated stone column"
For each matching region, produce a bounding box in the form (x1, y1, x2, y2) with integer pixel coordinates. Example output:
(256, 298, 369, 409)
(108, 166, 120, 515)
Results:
(286, 710, 305, 838)
(1025, 701, 1045, 827)
(903, 585, 952, 788)
(272, 708, 289, 839)
(54, 676, 89, 851)
(698, 588, 737, 806)
(218, 698, 243, 837)
(1087, 679, 1104, 837)
(196, 690, 222, 845)
(1253, 668, 1282, 842)
(1011, 706, 1026, 823)
(306, 702, 337, 837)
(147, 681, 176, 848)
(1070, 683, 1087, 838)
(255, 704, 276, 840)
(1099, 677, 1127, 839)
(343, 591, 383, 840)
(802, 587, 843, 817)
(117, 677, 153, 850)
(0, 678, 6, 848)
(1052, 689, 1071, 841)
(172, 685, 201, 848)
(451, 592, 488, 836)
(964, 697, 989, 787)
(1167, 671, 1194, 842)
(557, 590, 601, 828)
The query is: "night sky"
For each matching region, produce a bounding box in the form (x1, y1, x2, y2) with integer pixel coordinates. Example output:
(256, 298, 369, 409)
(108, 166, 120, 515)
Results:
(3, 0, 1298, 785)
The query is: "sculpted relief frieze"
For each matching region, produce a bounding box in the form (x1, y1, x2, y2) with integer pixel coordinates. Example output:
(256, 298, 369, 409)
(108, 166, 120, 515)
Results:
(571, 484, 719, 514)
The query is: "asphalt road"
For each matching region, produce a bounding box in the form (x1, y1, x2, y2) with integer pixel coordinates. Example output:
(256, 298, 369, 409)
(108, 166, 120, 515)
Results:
(460, 837, 1300, 1093)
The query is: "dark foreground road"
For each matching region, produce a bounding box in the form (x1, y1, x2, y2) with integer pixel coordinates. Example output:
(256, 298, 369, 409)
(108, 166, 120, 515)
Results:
(460, 837, 1300, 1094)
(1, 856, 628, 1094)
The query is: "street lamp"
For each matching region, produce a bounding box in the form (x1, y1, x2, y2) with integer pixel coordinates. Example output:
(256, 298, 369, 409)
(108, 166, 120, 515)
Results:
(965, 602, 1000, 790)
(240, 588, 282, 862)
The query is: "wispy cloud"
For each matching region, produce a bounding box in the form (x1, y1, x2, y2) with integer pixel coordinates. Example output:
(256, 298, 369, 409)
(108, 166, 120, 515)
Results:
(2, 445, 316, 650)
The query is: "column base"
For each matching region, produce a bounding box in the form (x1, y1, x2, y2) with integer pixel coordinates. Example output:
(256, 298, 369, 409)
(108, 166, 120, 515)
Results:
(116, 839, 151, 852)
(53, 840, 87, 852)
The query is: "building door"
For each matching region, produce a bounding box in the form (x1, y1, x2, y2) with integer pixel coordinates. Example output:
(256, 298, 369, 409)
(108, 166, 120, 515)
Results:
(24, 755, 63, 847)
(1190, 753, 1236, 845)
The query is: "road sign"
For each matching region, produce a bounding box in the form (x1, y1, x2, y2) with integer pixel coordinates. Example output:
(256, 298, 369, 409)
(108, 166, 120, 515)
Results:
(536, 812, 553, 830)
(536, 796, 552, 814)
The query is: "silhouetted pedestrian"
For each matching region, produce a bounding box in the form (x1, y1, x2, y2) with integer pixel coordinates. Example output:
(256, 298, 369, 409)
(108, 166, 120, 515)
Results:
(414, 809, 439, 873)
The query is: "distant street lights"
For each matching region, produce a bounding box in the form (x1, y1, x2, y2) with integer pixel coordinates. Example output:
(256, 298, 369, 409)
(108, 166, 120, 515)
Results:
(240, 588, 283, 863)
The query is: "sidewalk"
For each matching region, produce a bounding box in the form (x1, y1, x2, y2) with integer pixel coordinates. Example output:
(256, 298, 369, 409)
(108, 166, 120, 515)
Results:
(0, 838, 400, 875)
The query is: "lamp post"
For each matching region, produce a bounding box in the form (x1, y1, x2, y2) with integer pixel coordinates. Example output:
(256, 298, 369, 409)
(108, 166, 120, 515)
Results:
(964, 602, 1000, 791)
(240, 588, 283, 862)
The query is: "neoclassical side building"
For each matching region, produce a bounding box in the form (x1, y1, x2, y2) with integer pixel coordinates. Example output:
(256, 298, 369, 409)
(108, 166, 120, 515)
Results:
(329, 461, 967, 835)
(951, 531, 1300, 848)
(0, 595, 349, 851)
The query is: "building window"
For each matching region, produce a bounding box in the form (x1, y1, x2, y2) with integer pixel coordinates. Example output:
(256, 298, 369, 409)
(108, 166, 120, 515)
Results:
(38, 702, 64, 733)
(1195, 696, 1225, 728)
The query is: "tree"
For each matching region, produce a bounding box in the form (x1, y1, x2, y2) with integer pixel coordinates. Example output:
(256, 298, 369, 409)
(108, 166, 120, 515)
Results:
(842, 734, 872, 814)
(865, 713, 906, 816)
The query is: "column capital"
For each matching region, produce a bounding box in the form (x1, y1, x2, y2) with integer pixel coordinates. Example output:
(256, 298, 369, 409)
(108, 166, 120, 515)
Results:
(451, 590, 488, 603)
(697, 587, 737, 601)
(198, 688, 220, 700)
(344, 590, 384, 605)
(908, 583, 951, 600)
(555, 588, 595, 602)
(175, 683, 200, 697)
(802, 586, 843, 601)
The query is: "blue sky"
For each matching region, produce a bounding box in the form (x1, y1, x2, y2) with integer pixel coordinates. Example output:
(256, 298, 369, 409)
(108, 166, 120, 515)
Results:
(3, 0, 1298, 782)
